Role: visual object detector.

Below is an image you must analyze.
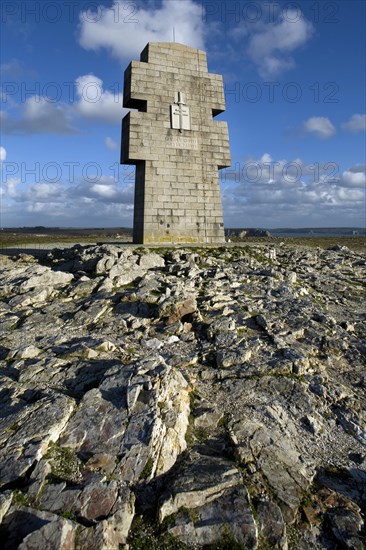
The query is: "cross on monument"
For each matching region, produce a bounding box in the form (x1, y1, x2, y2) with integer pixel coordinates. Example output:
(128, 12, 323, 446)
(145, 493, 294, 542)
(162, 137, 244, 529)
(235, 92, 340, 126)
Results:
(121, 42, 231, 244)
(171, 92, 191, 132)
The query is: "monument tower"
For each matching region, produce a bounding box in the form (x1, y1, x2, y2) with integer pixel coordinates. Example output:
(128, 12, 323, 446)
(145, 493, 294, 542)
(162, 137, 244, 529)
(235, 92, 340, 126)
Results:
(121, 42, 231, 244)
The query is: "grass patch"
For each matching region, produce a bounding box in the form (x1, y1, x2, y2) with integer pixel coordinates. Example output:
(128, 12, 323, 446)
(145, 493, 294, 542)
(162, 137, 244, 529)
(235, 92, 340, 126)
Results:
(45, 443, 82, 483)
(128, 515, 192, 550)
(205, 525, 246, 549)
(7, 422, 21, 433)
(139, 457, 154, 481)
(13, 489, 31, 507)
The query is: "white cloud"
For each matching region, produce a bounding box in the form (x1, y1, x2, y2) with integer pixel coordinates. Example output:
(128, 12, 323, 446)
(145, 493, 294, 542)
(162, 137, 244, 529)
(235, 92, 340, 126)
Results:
(1, 174, 135, 227)
(1, 74, 128, 135)
(340, 168, 366, 188)
(341, 114, 366, 133)
(0, 146, 6, 162)
(105, 137, 118, 150)
(246, 10, 314, 77)
(304, 117, 336, 139)
(1, 96, 77, 135)
(220, 155, 365, 227)
(3, 177, 21, 197)
(75, 74, 126, 123)
(10, 176, 133, 206)
(78, 0, 205, 61)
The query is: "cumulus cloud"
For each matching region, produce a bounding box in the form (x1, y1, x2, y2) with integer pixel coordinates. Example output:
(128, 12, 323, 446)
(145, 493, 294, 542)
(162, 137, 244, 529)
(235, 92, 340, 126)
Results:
(1, 97, 77, 135)
(339, 167, 366, 188)
(341, 114, 366, 133)
(1, 74, 127, 135)
(2, 177, 21, 198)
(78, 0, 205, 61)
(245, 10, 314, 77)
(304, 117, 336, 139)
(105, 137, 118, 150)
(0, 146, 6, 162)
(11, 176, 133, 205)
(220, 155, 365, 227)
(1, 174, 134, 226)
(75, 75, 126, 123)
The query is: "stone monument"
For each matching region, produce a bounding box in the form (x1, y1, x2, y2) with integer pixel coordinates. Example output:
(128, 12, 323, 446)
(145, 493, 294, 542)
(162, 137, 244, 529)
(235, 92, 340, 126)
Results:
(121, 42, 231, 244)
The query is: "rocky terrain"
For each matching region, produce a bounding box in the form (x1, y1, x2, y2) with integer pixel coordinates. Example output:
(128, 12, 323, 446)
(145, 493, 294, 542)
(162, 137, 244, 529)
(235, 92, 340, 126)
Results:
(0, 242, 365, 549)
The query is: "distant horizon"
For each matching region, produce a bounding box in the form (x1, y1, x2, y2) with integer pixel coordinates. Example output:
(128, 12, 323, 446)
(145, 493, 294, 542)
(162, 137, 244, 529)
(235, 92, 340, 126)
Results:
(1, 225, 365, 231)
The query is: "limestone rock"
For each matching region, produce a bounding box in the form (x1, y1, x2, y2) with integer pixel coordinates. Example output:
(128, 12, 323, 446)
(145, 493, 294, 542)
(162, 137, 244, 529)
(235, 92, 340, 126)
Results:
(18, 517, 76, 550)
(138, 253, 165, 270)
(19, 266, 74, 292)
(164, 297, 197, 325)
(7, 344, 42, 360)
(327, 507, 364, 549)
(256, 499, 287, 549)
(0, 394, 75, 487)
(2, 505, 77, 549)
(158, 451, 243, 522)
(0, 491, 13, 523)
(167, 486, 258, 548)
(0, 243, 365, 549)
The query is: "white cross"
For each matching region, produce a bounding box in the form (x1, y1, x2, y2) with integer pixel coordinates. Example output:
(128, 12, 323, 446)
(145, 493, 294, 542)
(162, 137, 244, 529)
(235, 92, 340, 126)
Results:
(171, 92, 191, 131)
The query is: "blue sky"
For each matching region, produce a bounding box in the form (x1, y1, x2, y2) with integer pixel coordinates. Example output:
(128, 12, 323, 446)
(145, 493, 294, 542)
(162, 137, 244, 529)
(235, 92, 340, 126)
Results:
(1, 0, 365, 228)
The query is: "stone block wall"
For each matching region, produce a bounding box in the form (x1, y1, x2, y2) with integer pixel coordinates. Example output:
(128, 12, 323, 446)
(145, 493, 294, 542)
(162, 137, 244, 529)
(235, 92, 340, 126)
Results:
(121, 42, 231, 244)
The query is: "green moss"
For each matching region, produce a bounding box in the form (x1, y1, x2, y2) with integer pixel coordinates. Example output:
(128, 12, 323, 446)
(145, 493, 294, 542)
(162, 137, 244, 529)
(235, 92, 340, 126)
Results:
(257, 536, 274, 550)
(7, 422, 21, 433)
(189, 388, 200, 410)
(193, 427, 210, 443)
(218, 414, 229, 429)
(287, 525, 301, 548)
(45, 443, 82, 483)
(13, 489, 31, 507)
(59, 509, 77, 521)
(139, 457, 154, 480)
(205, 525, 246, 549)
(185, 417, 195, 448)
(128, 515, 192, 550)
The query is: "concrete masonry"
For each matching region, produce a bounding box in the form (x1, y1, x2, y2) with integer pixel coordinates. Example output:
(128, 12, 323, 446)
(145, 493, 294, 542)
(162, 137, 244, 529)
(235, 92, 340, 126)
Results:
(121, 42, 231, 244)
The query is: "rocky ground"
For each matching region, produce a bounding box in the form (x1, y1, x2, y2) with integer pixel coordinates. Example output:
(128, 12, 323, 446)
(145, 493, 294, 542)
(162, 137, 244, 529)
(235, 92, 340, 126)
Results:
(0, 242, 365, 549)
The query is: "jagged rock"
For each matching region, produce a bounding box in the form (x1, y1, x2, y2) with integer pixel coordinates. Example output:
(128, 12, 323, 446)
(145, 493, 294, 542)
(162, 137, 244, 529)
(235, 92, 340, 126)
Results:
(39, 481, 119, 521)
(78, 487, 135, 549)
(59, 358, 190, 484)
(8, 288, 53, 308)
(0, 490, 13, 523)
(19, 265, 74, 292)
(138, 252, 165, 270)
(158, 451, 243, 522)
(0, 242, 365, 549)
(193, 407, 223, 429)
(2, 505, 78, 549)
(256, 499, 287, 549)
(327, 506, 364, 549)
(230, 411, 314, 522)
(167, 485, 258, 547)
(18, 518, 76, 550)
(27, 459, 52, 502)
(0, 394, 75, 487)
(7, 344, 42, 360)
(165, 297, 197, 325)
(216, 347, 252, 368)
(117, 360, 191, 481)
